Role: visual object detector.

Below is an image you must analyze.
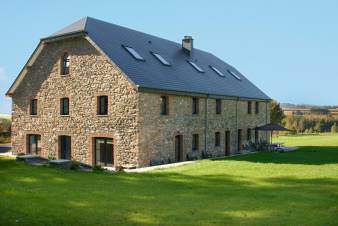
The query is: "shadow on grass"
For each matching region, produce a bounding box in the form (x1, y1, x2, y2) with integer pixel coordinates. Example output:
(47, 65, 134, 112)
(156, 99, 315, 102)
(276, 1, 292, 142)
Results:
(0, 156, 337, 226)
(212, 146, 338, 165)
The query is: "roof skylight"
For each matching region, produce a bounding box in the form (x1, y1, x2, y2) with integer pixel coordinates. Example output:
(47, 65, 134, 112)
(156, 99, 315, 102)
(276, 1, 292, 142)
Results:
(151, 52, 170, 66)
(209, 66, 225, 77)
(187, 60, 204, 73)
(122, 45, 145, 61)
(227, 69, 241, 80)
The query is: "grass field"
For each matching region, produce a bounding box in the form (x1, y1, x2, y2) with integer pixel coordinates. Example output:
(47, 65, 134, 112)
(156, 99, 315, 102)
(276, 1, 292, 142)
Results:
(0, 134, 337, 226)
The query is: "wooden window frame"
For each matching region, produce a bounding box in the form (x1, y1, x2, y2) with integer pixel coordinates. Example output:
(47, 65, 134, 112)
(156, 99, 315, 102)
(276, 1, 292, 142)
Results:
(60, 52, 70, 75)
(60, 97, 70, 116)
(160, 96, 169, 115)
(216, 99, 222, 115)
(97, 95, 108, 115)
(30, 99, 38, 116)
(192, 97, 199, 115)
(248, 101, 252, 114)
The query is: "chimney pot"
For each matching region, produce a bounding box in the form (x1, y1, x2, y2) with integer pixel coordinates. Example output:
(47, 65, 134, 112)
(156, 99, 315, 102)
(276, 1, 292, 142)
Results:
(182, 35, 193, 56)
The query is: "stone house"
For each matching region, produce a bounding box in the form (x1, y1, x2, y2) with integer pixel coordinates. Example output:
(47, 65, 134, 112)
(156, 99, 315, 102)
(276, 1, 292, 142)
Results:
(6, 17, 270, 168)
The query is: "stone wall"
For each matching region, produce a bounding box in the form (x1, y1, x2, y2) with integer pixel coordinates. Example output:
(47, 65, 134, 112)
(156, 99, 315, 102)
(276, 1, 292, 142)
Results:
(138, 92, 270, 167)
(11, 36, 270, 168)
(11, 37, 139, 167)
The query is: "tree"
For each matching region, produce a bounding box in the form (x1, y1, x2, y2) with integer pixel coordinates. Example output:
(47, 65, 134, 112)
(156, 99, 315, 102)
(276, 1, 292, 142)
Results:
(331, 123, 337, 133)
(314, 121, 323, 133)
(308, 127, 314, 134)
(270, 101, 285, 125)
(298, 119, 305, 133)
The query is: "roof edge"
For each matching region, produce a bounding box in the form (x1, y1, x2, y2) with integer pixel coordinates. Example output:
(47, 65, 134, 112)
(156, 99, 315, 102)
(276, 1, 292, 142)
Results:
(138, 87, 271, 101)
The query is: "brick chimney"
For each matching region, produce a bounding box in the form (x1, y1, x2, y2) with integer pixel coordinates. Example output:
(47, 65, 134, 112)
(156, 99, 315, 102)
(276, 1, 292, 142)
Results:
(182, 36, 193, 56)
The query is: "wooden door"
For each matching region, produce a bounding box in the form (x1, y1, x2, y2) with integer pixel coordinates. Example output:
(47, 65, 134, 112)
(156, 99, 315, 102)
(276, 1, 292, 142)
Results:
(225, 131, 230, 156)
(238, 129, 242, 151)
(60, 136, 71, 160)
(175, 135, 183, 162)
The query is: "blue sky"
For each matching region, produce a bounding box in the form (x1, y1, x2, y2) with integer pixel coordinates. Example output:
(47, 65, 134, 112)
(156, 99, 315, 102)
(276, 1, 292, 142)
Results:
(1, 0, 337, 114)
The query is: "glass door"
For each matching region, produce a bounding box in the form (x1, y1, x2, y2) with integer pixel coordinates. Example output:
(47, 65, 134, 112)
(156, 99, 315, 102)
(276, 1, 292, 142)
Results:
(28, 134, 41, 155)
(95, 138, 114, 167)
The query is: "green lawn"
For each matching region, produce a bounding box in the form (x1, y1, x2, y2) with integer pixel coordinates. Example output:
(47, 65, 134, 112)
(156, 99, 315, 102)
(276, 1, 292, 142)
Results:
(0, 135, 337, 226)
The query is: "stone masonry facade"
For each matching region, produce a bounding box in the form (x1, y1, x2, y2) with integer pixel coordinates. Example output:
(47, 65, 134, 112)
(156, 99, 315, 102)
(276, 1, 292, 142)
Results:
(11, 37, 270, 168)
(138, 93, 270, 167)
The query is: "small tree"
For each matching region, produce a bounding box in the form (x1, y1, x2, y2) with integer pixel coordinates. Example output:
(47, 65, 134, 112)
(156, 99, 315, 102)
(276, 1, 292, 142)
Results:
(331, 123, 337, 134)
(314, 121, 323, 133)
(270, 101, 285, 124)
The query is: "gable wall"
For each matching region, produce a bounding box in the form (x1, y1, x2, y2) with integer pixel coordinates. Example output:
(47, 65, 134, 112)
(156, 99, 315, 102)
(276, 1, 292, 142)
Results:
(11, 37, 139, 167)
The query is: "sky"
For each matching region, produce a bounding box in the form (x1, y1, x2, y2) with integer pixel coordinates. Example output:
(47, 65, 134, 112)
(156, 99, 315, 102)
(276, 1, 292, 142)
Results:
(1, 0, 337, 114)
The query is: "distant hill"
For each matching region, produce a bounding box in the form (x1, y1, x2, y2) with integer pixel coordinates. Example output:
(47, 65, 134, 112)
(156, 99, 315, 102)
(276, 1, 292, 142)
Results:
(281, 103, 338, 109)
(0, 114, 11, 120)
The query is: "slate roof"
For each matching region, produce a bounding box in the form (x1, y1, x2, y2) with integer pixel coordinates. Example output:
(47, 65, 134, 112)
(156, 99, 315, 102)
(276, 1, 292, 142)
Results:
(47, 17, 270, 100)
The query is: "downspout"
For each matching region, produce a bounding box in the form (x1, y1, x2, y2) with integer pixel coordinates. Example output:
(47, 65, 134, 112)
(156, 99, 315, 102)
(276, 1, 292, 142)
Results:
(236, 97, 239, 153)
(204, 95, 209, 155)
(265, 100, 268, 142)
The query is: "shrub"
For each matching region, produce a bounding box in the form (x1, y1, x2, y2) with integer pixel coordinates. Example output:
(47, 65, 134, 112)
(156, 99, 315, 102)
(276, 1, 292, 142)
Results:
(93, 165, 104, 172)
(70, 162, 80, 170)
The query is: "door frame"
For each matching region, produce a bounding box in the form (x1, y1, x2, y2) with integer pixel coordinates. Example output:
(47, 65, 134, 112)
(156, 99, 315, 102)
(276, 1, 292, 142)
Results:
(238, 129, 242, 152)
(91, 136, 115, 167)
(58, 135, 72, 160)
(225, 130, 230, 156)
(174, 134, 184, 162)
(26, 133, 42, 156)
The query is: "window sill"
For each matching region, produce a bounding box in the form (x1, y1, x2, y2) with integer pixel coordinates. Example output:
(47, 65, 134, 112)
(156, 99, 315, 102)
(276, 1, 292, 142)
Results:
(30, 115, 38, 117)
(60, 115, 70, 117)
(60, 74, 70, 77)
(97, 114, 109, 117)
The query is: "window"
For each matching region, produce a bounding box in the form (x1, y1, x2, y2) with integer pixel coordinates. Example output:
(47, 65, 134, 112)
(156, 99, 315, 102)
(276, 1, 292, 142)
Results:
(61, 53, 70, 75)
(192, 97, 199, 114)
(248, 101, 252, 114)
(215, 132, 221, 147)
(151, 52, 170, 66)
(97, 96, 108, 115)
(209, 65, 225, 77)
(160, 96, 169, 115)
(60, 98, 69, 115)
(192, 134, 199, 151)
(227, 69, 241, 80)
(255, 101, 259, 114)
(30, 99, 38, 115)
(247, 128, 252, 141)
(216, 99, 222, 114)
(122, 45, 145, 61)
(187, 60, 204, 73)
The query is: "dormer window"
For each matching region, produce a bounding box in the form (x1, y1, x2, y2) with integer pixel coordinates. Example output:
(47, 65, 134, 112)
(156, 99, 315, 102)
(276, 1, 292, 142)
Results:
(61, 53, 70, 75)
